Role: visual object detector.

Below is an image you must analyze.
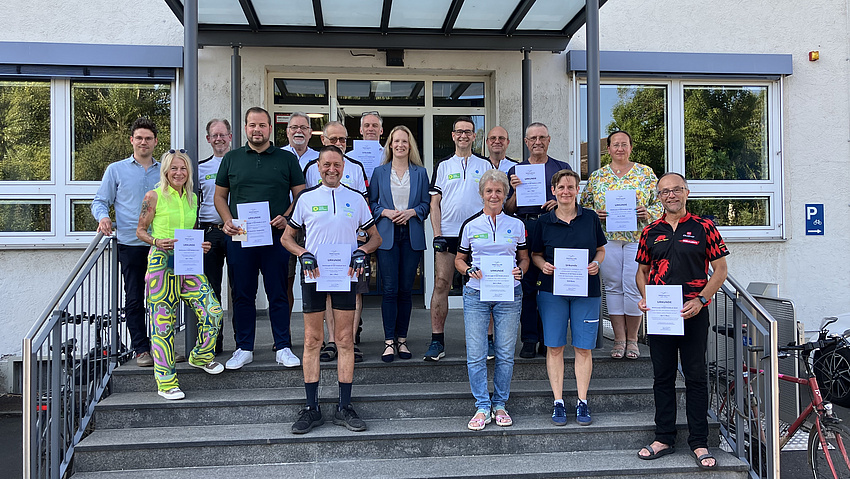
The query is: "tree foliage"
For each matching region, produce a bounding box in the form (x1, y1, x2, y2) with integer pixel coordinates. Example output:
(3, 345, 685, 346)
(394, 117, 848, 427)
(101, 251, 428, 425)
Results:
(0, 82, 51, 181)
(607, 85, 667, 178)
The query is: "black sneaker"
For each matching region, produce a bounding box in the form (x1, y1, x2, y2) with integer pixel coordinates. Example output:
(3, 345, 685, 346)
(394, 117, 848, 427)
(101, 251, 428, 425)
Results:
(291, 406, 324, 434)
(333, 404, 367, 432)
(519, 342, 536, 359)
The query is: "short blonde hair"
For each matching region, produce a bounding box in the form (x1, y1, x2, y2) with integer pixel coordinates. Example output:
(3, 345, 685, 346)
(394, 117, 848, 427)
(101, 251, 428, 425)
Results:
(158, 150, 195, 207)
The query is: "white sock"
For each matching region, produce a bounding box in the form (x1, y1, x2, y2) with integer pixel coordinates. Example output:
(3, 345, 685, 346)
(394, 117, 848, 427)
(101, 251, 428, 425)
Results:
(578, 399, 587, 406)
(554, 399, 564, 406)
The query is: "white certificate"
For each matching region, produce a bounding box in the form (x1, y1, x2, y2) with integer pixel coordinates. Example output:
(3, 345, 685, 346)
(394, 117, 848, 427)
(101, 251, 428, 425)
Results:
(236, 201, 272, 248)
(351, 140, 382, 180)
(605, 189, 638, 232)
(479, 255, 514, 302)
(514, 164, 547, 207)
(173, 229, 204, 276)
(646, 285, 684, 335)
(553, 248, 588, 297)
(305, 243, 354, 292)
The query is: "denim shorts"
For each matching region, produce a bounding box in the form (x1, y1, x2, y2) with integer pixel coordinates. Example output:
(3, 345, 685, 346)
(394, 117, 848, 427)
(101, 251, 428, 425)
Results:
(537, 291, 601, 350)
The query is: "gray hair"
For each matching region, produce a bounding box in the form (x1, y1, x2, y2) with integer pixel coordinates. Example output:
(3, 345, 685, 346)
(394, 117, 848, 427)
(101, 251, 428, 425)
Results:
(289, 111, 311, 125)
(478, 169, 510, 198)
(525, 121, 549, 137)
(205, 118, 231, 135)
(322, 120, 347, 136)
(658, 172, 690, 190)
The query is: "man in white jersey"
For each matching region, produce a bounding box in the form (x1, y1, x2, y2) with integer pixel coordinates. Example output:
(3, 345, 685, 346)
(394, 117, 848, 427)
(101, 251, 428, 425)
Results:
(283, 146, 381, 434)
(198, 118, 232, 354)
(425, 116, 492, 361)
(486, 126, 519, 174)
(302, 121, 368, 364)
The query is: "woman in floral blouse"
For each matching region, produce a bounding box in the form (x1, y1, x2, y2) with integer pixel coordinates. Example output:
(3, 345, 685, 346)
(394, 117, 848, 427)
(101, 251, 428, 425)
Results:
(580, 131, 662, 360)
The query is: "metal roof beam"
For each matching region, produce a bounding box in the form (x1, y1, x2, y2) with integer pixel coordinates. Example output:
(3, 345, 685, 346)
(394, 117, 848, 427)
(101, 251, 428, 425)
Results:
(443, 0, 465, 35)
(164, 0, 184, 26)
(313, 0, 324, 33)
(380, 0, 392, 32)
(503, 0, 535, 34)
(238, 0, 261, 31)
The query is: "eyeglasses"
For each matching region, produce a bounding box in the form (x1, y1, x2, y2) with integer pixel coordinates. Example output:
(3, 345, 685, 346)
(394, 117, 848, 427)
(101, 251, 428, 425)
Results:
(209, 133, 230, 139)
(525, 136, 549, 142)
(133, 135, 155, 142)
(168, 149, 187, 154)
(361, 111, 381, 118)
(453, 129, 474, 136)
(487, 136, 508, 142)
(609, 143, 630, 149)
(324, 136, 348, 144)
(657, 186, 687, 197)
(288, 125, 311, 132)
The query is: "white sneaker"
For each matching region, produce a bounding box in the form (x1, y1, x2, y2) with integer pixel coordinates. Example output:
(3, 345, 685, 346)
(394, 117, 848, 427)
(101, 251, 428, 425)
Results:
(189, 359, 225, 375)
(225, 348, 254, 370)
(158, 387, 185, 400)
(276, 347, 301, 368)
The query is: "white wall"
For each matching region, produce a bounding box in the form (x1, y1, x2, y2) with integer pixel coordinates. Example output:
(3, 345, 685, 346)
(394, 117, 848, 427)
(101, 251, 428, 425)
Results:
(569, 0, 850, 328)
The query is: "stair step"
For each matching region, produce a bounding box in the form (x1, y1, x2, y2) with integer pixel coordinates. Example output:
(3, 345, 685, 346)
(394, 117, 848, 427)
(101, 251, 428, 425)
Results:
(111, 351, 653, 393)
(74, 412, 720, 473)
(95, 377, 681, 429)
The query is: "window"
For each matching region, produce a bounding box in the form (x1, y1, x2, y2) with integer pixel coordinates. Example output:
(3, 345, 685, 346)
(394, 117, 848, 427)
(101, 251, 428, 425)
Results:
(0, 79, 174, 244)
(577, 78, 783, 240)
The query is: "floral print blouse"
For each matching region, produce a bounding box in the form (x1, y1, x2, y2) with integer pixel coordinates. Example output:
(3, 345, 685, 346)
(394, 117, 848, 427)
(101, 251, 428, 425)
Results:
(580, 163, 663, 243)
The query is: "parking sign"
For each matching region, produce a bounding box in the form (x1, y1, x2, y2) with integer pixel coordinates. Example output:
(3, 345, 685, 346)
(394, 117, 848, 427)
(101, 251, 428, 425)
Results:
(805, 204, 824, 235)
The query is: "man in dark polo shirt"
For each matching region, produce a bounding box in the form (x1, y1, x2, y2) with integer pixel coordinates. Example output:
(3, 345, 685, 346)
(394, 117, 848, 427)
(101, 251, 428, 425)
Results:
(635, 172, 728, 470)
(505, 122, 571, 358)
(214, 106, 306, 370)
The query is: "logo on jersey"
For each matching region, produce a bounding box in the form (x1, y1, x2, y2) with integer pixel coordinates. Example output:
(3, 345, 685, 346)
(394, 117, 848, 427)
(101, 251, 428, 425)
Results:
(204, 173, 216, 180)
(654, 234, 669, 244)
(312, 205, 329, 212)
(448, 173, 461, 180)
(473, 233, 489, 239)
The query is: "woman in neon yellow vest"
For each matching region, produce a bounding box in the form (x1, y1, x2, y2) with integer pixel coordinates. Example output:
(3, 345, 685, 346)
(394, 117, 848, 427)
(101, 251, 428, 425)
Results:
(137, 150, 223, 400)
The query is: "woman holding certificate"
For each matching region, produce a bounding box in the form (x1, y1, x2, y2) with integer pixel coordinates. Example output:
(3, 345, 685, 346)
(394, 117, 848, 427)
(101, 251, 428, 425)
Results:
(369, 125, 431, 362)
(136, 150, 223, 400)
(580, 131, 662, 360)
(455, 169, 529, 430)
(531, 169, 606, 426)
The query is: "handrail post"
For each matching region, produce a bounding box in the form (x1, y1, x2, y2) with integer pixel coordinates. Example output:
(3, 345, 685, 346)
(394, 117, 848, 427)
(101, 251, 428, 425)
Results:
(50, 325, 61, 479)
(22, 339, 33, 479)
(110, 237, 119, 361)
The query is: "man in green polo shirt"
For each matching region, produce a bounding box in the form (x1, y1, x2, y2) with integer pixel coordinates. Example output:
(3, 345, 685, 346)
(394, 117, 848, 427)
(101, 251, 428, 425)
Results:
(214, 106, 306, 370)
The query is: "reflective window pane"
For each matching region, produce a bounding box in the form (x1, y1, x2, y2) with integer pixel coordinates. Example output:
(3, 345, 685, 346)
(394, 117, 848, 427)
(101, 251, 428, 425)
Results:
(684, 86, 769, 180)
(252, 0, 315, 25)
(580, 84, 667, 179)
(72, 82, 172, 182)
(273, 79, 329, 105)
(337, 80, 425, 106)
(389, 0, 453, 28)
(273, 113, 329, 151)
(198, 0, 248, 24)
(433, 114, 485, 165)
(0, 81, 50, 181)
(454, 0, 517, 29)
(322, 0, 382, 27)
(70, 199, 99, 232)
(0, 199, 50, 232)
(688, 197, 769, 227)
(518, 0, 584, 30)
(433, 82, 485, 107)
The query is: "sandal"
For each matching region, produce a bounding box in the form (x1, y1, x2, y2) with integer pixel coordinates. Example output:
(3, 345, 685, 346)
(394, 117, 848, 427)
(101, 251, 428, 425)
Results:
(320, 342, 337, 362)
(354, 346, 363, 363)
(381, 341, 395, 363)
(692, 449, 717, 470)
(493, 408, 513, 427)
(638, 443, 675, 460)
(395, 339, 412, 360)
(625, 340, 640, 360)
(467, 409, 491, 431)
(611, 341, 626, 359)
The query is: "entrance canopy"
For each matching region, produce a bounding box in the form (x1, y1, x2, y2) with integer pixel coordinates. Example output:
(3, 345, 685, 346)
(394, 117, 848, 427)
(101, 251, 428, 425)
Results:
(165, 0, 605, 52)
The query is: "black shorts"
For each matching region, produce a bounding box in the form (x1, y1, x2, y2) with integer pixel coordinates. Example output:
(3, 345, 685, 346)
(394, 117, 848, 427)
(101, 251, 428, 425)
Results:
(301, 280, 357, 313)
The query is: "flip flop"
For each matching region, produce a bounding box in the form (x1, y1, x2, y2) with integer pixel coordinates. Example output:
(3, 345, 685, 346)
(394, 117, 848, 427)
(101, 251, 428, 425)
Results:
(692, 450, 717, 470)
(638, 443, 675, 460)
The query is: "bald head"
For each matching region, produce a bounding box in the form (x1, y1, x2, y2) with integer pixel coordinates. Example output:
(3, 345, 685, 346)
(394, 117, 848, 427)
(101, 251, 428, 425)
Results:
(486, 126, 510, 163)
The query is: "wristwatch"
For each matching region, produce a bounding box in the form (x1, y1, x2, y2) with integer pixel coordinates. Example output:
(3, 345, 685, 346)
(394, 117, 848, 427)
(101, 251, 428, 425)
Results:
(697, 295, 709, 306)
(591, 260, 600, 268)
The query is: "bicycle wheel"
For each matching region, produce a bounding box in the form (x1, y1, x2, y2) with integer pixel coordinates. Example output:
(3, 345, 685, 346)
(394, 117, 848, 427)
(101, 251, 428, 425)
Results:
(809, 421, 850, 479)
(813, 344, 850, 408)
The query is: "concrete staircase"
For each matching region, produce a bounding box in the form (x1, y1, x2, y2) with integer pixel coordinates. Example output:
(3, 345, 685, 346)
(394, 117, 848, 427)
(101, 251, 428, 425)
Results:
(71, 311, 748, 478)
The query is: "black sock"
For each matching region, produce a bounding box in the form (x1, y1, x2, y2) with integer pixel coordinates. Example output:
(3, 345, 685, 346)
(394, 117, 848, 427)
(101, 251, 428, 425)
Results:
(432, 333, 445, 345)
(488, 334, 494, 342)
(305, 381, 319, 409)
(339, 382, 353, 409)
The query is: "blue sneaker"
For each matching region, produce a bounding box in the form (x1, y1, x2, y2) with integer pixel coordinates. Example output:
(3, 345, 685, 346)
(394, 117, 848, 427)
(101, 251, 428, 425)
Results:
(576, 401, 592, 426)
(487, 339, 495, 360)
(423, 340, 445, 361)
(552, 402, 567, 426)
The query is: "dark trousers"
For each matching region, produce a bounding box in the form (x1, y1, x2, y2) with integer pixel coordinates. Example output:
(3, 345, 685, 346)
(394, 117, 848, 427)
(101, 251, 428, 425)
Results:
(376, 225, 422, 340)
(226, 229, 291, 351)
(202, 227, 230, 351)
(648, 307, 710, 450)
(519, 216, 544, 344)
(117, 244, 151, 354)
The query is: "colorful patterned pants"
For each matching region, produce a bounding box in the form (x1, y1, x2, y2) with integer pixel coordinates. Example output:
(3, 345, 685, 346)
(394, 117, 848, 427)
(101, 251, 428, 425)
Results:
(145, 248, 223, 391)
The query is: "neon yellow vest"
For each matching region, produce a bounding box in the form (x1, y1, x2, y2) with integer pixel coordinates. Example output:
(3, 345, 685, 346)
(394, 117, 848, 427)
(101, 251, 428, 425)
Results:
(151, 186, 197, 239)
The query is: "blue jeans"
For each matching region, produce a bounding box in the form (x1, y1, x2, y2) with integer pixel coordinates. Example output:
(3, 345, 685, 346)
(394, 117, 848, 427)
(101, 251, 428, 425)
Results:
(376, 225, 422, 340)
(463, 284, 522, 411)
(226, 229, 291, 351)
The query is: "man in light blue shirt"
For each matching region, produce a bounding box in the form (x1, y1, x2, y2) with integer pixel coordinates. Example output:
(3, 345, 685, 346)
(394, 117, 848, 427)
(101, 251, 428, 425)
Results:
(91, 118, 161, 367)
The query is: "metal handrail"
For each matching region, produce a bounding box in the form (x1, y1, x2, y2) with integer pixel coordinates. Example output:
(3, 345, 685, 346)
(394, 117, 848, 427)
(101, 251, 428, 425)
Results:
(22, 233, 122, 479)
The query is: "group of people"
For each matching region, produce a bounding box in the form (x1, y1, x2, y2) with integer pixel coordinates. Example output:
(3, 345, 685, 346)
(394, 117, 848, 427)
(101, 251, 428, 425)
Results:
(92, 110, 729, 470)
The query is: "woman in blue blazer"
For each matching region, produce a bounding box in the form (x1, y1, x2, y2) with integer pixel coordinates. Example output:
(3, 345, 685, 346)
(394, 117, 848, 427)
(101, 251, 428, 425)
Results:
(369, 125, 431, 362)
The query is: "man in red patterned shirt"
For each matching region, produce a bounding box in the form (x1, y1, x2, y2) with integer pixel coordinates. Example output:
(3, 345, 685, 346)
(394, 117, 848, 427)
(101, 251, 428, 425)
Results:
(634, 172, 728, 470)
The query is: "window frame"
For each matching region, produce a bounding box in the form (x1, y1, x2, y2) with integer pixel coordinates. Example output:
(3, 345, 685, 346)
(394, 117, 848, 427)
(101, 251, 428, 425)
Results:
(571, 74, 785, 241)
